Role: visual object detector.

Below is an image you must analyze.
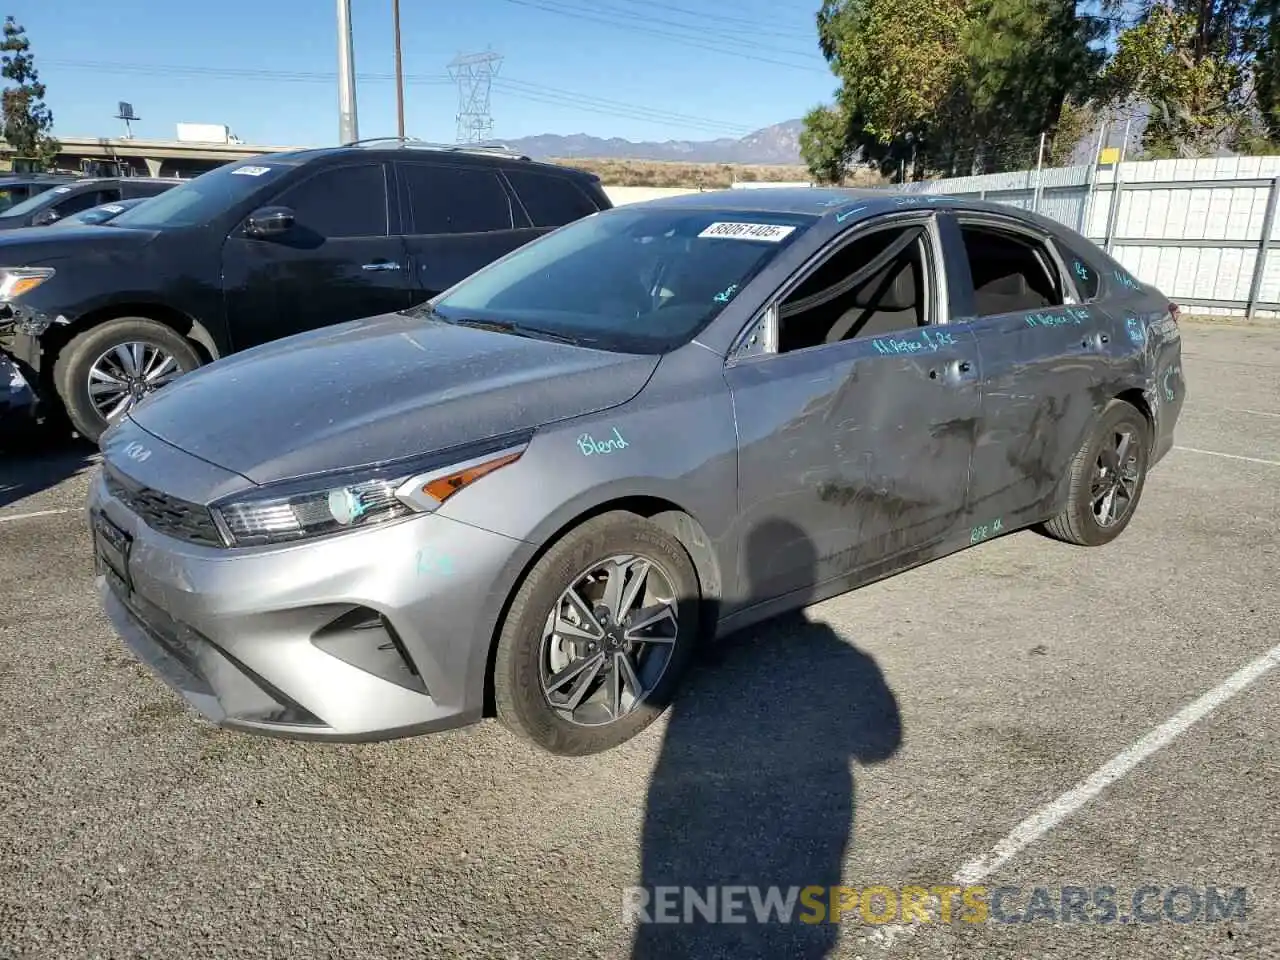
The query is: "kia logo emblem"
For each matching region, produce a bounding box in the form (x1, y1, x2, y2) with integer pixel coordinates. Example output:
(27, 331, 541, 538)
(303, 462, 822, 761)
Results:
(123, 441, 151, 462)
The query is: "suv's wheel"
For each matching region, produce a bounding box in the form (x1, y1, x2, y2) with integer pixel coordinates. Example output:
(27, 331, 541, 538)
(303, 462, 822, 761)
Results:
(1043, 399, 1151, 546)
(53, 317, 202, 442)
(493, 511, 701, 756)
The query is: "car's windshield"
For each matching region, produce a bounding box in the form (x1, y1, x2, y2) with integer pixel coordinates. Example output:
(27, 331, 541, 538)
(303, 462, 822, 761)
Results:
(106, 160, 291, 229)
(421, 206, 812, 353)
(0, 184, 70, 220)
(57, 198, 143, 227)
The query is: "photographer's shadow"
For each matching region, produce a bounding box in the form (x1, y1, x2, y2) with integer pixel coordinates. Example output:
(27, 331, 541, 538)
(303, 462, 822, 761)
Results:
(632, 518, 903, 960)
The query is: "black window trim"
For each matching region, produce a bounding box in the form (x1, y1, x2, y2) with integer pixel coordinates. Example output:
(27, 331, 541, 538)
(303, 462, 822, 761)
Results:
(394, 158, 519, 236)
(1047, 234, 1105, 303)
(499, 167, 601, 230)
(726, 210, 947, 366)
(948, 209, 1081, 318)
(251, 159, 393, 239)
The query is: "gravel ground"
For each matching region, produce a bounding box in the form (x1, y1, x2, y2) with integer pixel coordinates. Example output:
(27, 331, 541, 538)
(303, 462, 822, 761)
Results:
(1, 320, 1277, 959)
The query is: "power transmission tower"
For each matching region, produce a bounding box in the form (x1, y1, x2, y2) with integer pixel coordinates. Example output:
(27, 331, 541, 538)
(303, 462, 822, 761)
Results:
(447, 50, 503, 143)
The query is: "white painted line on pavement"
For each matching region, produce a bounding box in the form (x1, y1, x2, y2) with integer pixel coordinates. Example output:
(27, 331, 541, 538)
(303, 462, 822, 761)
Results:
(1224, 406, 1280, 419)
(953, 641, 1280, 885)
(1174, 445, 1280, 467)
(0, 507, 74, 523)
(862, 642, 1280, 950)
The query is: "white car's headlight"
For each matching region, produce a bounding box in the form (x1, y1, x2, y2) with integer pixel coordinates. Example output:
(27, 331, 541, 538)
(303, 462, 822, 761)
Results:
(208, 436, 529, 547)
(0, 267, 56, 302)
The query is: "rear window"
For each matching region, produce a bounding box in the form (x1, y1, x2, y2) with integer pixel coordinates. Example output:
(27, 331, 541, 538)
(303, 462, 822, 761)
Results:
(505, 169, 600, 227)
(426, 206, 813, 353)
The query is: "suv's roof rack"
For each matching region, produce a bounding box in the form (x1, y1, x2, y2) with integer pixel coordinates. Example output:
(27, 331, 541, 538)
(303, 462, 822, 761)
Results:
(342, 136, 531, 161)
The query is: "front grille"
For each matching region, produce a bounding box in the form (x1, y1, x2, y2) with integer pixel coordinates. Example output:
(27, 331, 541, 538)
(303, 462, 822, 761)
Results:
(104, 465, 225, 547)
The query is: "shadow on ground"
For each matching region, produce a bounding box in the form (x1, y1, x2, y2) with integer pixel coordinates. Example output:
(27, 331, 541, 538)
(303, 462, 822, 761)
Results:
(631, 518, 903, 960)
(0, 429, 98, 510)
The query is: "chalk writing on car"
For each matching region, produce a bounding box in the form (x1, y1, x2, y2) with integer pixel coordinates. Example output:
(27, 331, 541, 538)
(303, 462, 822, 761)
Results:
(577, 427, 630, 456)
(970, 517, 1004, 543)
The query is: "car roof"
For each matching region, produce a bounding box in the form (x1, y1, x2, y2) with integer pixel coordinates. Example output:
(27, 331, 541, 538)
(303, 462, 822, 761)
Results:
(247, 142, 602, 181)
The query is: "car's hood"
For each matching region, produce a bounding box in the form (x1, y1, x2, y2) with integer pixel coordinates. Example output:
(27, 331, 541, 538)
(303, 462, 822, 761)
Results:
(127, 312, 661, 485)
(0, 224, 159, 261)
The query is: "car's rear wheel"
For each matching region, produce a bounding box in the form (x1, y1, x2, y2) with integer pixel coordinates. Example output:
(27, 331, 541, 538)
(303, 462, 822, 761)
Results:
(1042, 399, 1151, 546)
(53, 317, 202, 442)
(492, 511, 700, 756)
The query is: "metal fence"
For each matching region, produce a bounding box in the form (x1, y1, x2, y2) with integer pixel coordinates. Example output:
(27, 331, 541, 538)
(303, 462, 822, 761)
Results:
(886, 155, 1280, 320)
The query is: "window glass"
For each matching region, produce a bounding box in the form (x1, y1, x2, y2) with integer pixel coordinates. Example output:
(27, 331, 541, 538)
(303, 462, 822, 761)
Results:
(959, 225, 1064, 316)
(776, 226, 929, 353)
(1054, 239, 1102, 301)
(108, 160, 297, 230)
(423, 207, 812, 354)
(275, 164, 388, 238)
(55, 190, 119, 218)
(399, 164, 513, 234)
(505, 169, 599, 227)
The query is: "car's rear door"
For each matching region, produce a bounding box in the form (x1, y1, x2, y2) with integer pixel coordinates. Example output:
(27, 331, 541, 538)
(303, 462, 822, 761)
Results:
(221, 160, 413, 350)
(395, 160, 536, 303)
(725, 211, 981, 608)
(937, 209, 1109, 530)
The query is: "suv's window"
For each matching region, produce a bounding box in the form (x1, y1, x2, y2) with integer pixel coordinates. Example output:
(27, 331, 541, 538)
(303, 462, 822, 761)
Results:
(399, 163, 513, 234)
(275, 163, 388, 238)
(1053, 239, 1102, 301)
(425, 207, 812, 353)
(776, 225, 930, 353)
(55, 190, 120, 218)
(108, 160, 297, 229)
(958, 224, 1064, 316)
(505, 169, 599, 228)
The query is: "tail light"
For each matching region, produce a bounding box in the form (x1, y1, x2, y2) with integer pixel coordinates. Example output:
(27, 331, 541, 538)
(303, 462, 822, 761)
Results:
(1168, 302, 1180, 325)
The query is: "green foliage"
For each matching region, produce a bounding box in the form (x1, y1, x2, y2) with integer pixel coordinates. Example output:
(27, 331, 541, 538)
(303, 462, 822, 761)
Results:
(799, 103, 852, 184)
(0, 16, 58, 170)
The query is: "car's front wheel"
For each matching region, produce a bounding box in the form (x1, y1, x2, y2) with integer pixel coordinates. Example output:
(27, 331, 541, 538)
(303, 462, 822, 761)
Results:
(1043, 398, 1151, 546)
(53, 317, 202, 442)
(492, 511, 701, 756)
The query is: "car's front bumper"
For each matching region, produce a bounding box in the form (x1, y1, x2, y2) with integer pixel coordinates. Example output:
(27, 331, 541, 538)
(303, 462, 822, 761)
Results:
(87, 466, 537, 742)
(0, 349, 41, 439)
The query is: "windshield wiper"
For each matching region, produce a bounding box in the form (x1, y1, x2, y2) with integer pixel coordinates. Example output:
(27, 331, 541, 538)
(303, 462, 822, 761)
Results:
(448, 316, 590, 346)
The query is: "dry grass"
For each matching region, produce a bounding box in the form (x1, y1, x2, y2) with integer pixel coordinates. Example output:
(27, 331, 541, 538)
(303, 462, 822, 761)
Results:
(552, 157, 888, 189)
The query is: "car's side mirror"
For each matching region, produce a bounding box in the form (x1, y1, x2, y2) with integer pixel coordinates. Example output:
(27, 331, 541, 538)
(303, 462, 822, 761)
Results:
(244, 206, 295, 239)
(32, 209, 60, 226)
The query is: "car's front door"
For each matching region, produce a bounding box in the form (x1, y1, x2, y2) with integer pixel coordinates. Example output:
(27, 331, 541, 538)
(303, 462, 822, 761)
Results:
(394, 160, 542, 303)
(221, 161, 413, 351)
(937, 211, 1109, 529)
(725, 213, 982, 609)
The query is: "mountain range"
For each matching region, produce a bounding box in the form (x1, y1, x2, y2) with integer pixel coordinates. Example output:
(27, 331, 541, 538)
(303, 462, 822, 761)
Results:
(502, 119, 805, 165)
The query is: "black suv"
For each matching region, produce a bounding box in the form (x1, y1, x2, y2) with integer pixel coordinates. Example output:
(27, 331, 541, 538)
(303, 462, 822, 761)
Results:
(0, 176, 181, 230)
(0, 142, 612, 441)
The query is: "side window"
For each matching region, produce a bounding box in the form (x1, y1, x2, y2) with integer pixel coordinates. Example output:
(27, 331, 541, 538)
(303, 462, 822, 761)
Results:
(274, 163, 388, 238)
(775, 225, 930, 354)
(958, 224, 1064, 317)
(1053, 239, 1102, 301)
(399, 163, 513, 234)
(55, 190, 117, 218)
(504, 169, 599, 227)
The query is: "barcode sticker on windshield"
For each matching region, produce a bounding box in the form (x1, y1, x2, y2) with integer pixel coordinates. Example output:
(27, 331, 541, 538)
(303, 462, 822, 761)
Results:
(231, 165, 273, 176)
(698, 222, 796, 242)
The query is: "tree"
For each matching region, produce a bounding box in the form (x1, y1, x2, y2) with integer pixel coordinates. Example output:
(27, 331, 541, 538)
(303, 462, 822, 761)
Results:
(1098, 1, 1259, 157)
(0, 16, 58, 170)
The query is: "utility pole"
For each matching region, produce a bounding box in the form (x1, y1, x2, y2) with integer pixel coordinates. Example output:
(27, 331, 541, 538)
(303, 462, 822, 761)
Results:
(393, 0, 405, 138)
(336, 0, 359, 144)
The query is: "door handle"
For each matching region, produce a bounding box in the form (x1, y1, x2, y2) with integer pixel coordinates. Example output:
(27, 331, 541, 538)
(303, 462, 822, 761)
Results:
(361, 261, 401, 271)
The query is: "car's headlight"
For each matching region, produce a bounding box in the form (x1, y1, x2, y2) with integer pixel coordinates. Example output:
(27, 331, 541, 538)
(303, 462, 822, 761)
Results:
(208, 435, 529, 547)
(0, 267, 55, 301)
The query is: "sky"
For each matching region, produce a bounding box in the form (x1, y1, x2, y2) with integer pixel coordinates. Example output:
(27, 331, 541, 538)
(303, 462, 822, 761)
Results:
(12, 0, 837, 147)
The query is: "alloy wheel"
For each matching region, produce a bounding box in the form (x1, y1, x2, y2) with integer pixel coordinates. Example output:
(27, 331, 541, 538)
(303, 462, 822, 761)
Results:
(86, 341, 184, 422)
(539, 554, 680, 727)
(1091, 427, 1141, 527)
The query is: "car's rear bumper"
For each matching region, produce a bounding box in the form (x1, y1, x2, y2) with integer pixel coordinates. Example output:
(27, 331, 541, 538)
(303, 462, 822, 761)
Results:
(0, 349, 42, 440)
(88, 464, 538, 742)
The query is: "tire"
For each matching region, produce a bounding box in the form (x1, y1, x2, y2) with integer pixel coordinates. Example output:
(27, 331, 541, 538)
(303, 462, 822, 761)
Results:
(52, 317, 202, 443)
(1042, 399, 1151, 546)
(493, 511, 701, 756)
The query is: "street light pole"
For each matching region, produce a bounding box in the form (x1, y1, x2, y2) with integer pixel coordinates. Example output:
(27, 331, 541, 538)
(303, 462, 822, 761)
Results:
(336, 0, 359, 144)
(393, 0, 405, 138)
